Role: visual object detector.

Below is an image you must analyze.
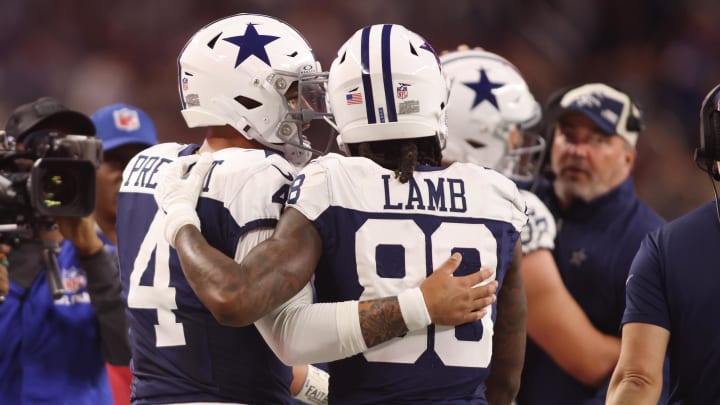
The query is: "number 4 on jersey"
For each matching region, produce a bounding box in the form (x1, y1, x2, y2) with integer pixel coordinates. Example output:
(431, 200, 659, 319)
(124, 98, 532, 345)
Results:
(127, 211, 186, 347)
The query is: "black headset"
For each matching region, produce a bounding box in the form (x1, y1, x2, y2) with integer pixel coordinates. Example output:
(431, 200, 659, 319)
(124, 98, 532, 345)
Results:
(539, 84, 644, 179)
(694, 83, 720, 180)
(694, 83, 720, 226)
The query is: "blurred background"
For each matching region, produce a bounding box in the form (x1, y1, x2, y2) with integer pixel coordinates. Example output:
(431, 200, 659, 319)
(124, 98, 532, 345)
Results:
(1, 0, 718, 220)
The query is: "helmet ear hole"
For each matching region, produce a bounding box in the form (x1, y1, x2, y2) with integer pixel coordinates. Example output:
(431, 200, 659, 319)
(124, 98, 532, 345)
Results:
(466, 139, 485, 149)
(207, 33, 221, 49)
(409, 42, 418, 56)
(234, 96, 262, 110)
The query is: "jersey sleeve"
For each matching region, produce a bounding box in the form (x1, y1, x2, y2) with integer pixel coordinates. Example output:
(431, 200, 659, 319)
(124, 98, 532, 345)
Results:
(621, 231, 670, 331)
(286, 160, 332, 221)
(253, 285, 367, 366)
(485, 167, 528, 233)
(222, 160, 293, 230)
(519, 190, 557, 255)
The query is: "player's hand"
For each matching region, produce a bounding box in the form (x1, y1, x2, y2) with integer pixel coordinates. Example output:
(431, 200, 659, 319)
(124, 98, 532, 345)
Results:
(420, 253, 497, 326)
(154, 153, 214, 247)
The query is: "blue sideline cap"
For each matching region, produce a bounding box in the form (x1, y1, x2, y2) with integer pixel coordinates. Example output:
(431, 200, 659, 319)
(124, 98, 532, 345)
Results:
(91, 103, 158, 152)
(556, 83, 643, 147)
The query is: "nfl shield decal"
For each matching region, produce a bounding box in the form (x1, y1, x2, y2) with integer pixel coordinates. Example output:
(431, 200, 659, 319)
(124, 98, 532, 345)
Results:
(397, 83, 408, 99)
(113, 108, 140, 131)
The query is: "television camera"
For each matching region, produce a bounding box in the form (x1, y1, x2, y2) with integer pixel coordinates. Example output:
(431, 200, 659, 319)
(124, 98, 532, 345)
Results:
(0, 129, 102, 300)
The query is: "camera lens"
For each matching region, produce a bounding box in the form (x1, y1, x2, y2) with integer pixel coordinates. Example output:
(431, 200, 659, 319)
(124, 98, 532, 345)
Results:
(40, 169, 78, 209)
(30, 158, 96, 217)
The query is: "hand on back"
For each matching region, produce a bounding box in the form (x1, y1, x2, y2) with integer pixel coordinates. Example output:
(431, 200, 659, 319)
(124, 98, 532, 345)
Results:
(421, 253, 497, 326)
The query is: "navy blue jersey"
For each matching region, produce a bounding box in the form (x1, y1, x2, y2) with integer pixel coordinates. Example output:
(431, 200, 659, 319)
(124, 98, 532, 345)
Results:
(624, 201, 720, 403)
(0, 240, 111, 404)
(288, 154, 526, 404)
(518, 177, 665, 404)
(117, 143, 298, 404)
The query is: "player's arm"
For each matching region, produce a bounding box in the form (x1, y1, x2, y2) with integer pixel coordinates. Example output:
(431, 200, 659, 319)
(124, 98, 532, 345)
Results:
(523, 248, 620, 386)
(485, 239, 526, 405)
(290, 364, 329, 405)
(607, 233, 670, 404)
(252, 248, 495, 365)
(164, 154, 496, 329)
(175, 208, 496, 328)
(173, 207, 320, 326)
(172, 187, 491, 336)
(606, 323, 669, 405)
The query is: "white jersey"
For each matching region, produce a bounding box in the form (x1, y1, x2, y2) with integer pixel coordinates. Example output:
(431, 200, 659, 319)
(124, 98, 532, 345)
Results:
(287, 153, 526, 404)
(117, 142, 301, 404)
(519, 189, 556, 255)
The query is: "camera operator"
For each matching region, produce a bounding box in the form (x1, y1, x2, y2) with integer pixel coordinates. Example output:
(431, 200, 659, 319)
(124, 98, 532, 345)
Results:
(0, 97, 131, 404)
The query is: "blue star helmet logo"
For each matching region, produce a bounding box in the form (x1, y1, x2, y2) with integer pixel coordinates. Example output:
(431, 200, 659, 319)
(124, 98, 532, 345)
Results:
(223, 23, 280, 67)
(463, 69, 504, 109)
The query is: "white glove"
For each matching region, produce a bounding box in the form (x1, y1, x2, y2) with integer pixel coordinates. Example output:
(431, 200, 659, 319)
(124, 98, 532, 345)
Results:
(154, 152, 214, 247)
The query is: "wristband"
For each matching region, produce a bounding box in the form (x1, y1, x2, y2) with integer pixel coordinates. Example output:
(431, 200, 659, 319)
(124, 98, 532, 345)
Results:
(293, 364, 329, 405)
(163, 208, 201, 248)
(397, 287, 432, 331)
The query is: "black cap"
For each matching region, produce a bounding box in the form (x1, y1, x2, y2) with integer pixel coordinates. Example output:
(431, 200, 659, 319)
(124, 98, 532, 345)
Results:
(5, 97, 95, 141)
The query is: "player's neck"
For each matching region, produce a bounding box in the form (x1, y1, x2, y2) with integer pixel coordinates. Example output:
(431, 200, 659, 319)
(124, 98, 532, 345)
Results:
(200, 126, 265, 152)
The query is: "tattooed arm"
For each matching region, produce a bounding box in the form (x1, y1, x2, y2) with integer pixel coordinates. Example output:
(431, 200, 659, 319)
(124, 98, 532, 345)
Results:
(175, 207, 497, 345)
(358, 297, 408, 347)
(174, 207, 321, 327)
(485, 239, 527, 405)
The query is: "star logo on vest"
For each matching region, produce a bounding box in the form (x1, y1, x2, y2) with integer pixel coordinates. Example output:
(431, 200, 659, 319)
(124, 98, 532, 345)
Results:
(569, 249, 587, 267)
(223, 23, 280, 67)
(463, 68, 504, 109)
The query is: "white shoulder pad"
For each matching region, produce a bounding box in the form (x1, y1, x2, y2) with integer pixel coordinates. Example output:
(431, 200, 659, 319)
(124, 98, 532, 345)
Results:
(204, 149, 299, 228)
(286, 153, 343, 221)
(519, 189, 556, 254)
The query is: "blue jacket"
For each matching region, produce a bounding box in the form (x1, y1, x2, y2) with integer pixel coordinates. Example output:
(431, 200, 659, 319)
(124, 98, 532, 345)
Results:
(0, 236, 126, 404)
(518, 177, 665, 404)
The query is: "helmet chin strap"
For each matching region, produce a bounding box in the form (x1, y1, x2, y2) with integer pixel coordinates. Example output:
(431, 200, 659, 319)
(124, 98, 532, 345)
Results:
(324, 116, 347, 154)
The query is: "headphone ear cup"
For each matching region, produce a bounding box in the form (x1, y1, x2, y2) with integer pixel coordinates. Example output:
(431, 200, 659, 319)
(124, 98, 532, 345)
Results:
(711, 112, 720, 162)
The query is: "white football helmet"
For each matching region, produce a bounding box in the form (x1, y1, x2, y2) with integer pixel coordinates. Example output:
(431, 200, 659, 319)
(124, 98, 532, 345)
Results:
(177, 13, 328, 160)
(326, 24, 448, 152)
(440, 49, 544, 182)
